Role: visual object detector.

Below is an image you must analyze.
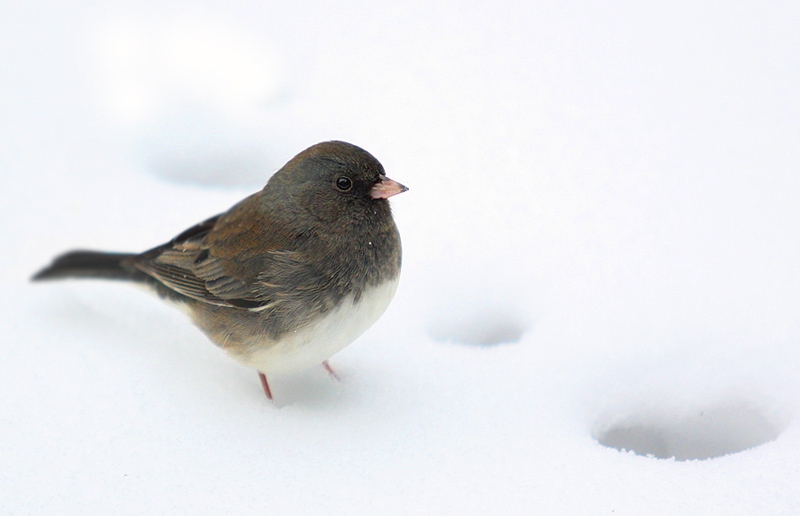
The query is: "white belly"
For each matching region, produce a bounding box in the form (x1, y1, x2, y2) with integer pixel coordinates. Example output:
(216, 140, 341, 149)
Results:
(233, 278, 399, 374)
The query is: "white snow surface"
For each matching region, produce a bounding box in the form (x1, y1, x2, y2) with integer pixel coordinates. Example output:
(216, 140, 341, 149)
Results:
(3, 1, 800, 514)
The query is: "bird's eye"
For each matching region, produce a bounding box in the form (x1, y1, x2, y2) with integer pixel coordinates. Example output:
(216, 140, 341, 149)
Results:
(335, 176, 353, 192)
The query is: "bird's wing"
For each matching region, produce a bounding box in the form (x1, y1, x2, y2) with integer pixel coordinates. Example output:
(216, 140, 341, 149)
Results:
(130, 200, 313, 311)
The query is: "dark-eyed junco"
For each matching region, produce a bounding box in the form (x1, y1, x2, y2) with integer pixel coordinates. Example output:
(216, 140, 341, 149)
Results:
(33, 141, 407, 400)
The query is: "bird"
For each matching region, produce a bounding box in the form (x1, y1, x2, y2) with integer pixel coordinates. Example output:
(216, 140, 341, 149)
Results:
(32, 141, 407, 401)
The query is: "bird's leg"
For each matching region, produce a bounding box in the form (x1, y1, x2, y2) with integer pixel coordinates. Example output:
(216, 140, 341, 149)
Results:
(322, 361, 340, 381)
(258, 371, 273, 400)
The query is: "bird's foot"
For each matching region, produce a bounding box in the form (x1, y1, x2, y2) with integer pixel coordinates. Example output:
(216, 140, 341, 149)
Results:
(322, 361, 340, 381)
(258, 371, 273, 400)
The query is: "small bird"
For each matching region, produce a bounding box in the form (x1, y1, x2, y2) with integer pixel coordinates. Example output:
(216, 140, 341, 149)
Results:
(33, 141, 407, 400)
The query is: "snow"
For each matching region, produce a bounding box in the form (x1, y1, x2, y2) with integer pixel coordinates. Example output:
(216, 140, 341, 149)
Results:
(3, 1, 800, 514)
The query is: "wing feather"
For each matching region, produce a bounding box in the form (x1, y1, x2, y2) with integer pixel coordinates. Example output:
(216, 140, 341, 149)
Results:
(129, 199, 313, 312)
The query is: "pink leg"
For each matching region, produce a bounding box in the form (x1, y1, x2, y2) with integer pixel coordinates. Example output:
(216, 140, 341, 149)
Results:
(258, 371, 273, 400)
(322, 361, 340, 381)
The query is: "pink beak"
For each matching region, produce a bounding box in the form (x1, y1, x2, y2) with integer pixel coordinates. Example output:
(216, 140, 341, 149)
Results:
(370, 176, 409, 199)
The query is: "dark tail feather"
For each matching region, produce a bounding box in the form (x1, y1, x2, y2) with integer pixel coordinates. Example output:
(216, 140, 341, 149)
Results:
(32, 251, 141, 282)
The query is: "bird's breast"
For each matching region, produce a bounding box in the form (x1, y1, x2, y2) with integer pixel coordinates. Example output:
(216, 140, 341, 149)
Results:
(232, 276, 400, 374)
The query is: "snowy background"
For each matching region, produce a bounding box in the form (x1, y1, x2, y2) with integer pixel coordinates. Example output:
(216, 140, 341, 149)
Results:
(3, 1, 800, 514)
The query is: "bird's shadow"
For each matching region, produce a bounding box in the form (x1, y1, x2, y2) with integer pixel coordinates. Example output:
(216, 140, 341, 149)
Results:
(31, 285, 367, 411)
(264, 367, 351, 409)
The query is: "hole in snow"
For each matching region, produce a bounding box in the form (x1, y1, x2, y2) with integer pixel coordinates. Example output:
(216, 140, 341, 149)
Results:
(594, 403, 782, 460)
(430, 308, 525, 346)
